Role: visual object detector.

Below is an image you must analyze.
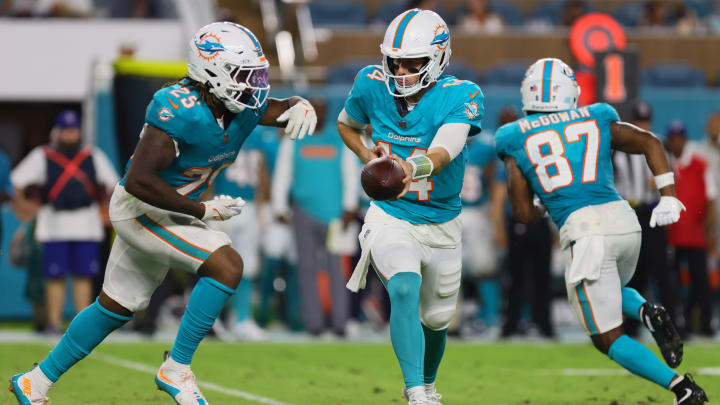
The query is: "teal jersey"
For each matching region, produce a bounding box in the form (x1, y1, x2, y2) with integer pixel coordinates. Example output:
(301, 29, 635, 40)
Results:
(461, 132, 497, 207)
(344, 65, 484, 224)
(213, 129, 266, 201)
(258, 128, 281, 174)
(119, 82, 267, 201)
(290, 126, 346, 224)
(495, 103, 622, 228)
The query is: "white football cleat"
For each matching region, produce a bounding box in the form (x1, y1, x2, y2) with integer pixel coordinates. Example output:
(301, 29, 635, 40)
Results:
(232, 320, 266, 341)
(403, 386, 434, 405)
(155, 351, 209, 405)
(424, 384, 443, 405)
(8, 365, 51, 405)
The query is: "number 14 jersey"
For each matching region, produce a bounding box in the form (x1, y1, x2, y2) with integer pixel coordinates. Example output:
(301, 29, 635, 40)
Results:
(494, 103, 622, 228)
(344, 65, 484, 224)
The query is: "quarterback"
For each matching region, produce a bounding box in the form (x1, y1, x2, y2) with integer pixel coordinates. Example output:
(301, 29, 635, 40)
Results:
(10, 22, 316, 405)
(339, 9, 483, 405)
(496, 58, 708, 405)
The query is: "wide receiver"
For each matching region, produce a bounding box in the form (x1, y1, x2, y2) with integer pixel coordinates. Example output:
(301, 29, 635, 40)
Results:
(9, 22, 316, 405)
(339, 9, 483, 405)
(495, 57, 707, 405)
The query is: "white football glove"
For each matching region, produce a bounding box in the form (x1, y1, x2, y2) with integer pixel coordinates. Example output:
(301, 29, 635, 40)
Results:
(650, 196, 686, 228)
(201, 195, 245, 222)
(276, 99, 317, 140)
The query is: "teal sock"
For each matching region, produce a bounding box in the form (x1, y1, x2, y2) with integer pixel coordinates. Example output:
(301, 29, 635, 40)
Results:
(608, 335, 677, 388)
(170, 277, 234, 364)
(233, 278, 252, 323)
(422, 324, 447, 384)
(284, 263, 303, 331)
(621, 287, 646, 321)
(39, 298, 132, 382)
(387, 272, 424, 389)
(479, 279, 501, 327)
(258, 257, 281, 325)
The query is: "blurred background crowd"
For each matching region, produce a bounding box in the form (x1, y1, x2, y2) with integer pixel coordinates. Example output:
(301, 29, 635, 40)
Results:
(0, 0, 718, 343)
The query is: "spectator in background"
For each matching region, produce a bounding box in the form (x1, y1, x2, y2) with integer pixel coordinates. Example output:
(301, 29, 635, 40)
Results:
(613, 101, 679, 336)
(707, 0, 720, 34)
(458, 0, 503, 34)
(560, 0, 587, 26)
(272, 99, 358, 337)
(700, 112, 720, 273)
(640, 0, 670, 27)
(11, 110, 119, 334)
(9, 0, 93, 17)
(665, 120, 717, 337)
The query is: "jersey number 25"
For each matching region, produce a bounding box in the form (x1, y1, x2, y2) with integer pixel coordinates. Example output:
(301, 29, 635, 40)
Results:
(525, 120, 599, 193)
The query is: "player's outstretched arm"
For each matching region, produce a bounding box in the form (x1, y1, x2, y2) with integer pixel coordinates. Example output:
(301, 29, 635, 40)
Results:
(260, 97, 317, 140)
(124, 125, 206, 219)
(610, 121, 686, 227)
(504, 156, 545, 224)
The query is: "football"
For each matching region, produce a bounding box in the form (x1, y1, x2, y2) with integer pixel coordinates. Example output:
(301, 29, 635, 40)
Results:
(361, 156, 406, 201)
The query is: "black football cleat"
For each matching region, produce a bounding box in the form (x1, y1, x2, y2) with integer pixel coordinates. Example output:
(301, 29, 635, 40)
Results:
(641, 303, 683, 368)
(672, 374, 708, 405)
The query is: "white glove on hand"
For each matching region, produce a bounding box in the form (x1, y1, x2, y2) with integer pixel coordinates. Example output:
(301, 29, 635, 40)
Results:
(650, 196, 686, 228)
(276, 99, 317, 140)
(201, 195, 246, 222)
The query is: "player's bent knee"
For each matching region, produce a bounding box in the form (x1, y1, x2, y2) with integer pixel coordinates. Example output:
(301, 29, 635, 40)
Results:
(421, 306, 456, 330)
(387, 272, 421, 304)
(98, 291, 134, 318)
(590, 326, 624, 355)
(199, 245, 244, 289)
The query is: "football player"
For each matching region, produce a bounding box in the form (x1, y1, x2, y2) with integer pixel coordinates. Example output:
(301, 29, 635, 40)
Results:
(495, 58, 708, 405)
(9, 22, 316, 405)
(338, 10, 483, 405)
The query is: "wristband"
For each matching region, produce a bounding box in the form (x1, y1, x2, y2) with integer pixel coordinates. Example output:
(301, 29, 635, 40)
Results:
(654, 172, 674, 190)
(407, 154, 433, 180)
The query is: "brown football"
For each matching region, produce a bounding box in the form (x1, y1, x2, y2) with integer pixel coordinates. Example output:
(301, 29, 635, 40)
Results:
(361, 156, 406, 201)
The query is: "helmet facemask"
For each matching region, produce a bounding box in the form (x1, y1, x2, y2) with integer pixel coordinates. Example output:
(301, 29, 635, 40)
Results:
(207, 63, 269, 113)
(382, 56, 438, 97)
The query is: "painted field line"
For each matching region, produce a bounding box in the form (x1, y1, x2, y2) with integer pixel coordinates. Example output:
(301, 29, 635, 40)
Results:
(92, 352, 291, 405)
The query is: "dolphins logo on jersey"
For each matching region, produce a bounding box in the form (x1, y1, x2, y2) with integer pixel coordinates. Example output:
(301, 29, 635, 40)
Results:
(194, 33, 225, 61)
(431, 25, 449, 50)
(465, 101, 480, 119)
(158, 107, 174, 122)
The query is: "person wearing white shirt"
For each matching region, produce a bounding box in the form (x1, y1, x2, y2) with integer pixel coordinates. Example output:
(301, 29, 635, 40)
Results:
(11, 110, 119, 334)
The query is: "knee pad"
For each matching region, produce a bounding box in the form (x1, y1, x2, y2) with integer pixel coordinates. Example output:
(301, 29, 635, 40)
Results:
(420, 305, 456, 330)
(387, 272, 422, 304)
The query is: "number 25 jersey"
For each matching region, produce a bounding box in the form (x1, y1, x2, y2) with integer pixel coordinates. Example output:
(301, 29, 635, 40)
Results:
(494, 103, 622, 228)
(344, 65, 484, 224)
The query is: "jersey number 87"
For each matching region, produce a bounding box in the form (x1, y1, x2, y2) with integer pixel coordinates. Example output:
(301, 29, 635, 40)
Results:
(524, 120, 600, 193)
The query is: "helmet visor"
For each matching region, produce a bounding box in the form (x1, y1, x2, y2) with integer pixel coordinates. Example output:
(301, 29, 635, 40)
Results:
(224, 64, 270, 109)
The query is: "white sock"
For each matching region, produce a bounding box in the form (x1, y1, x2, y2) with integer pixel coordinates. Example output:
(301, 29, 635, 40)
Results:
(28, 367, 53, 393)
(165, 355, 191, 371)
(424, 382, 436, 393)
(406, 386, 425, 400)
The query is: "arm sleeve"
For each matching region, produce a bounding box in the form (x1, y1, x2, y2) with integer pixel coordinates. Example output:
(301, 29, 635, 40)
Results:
(343, 69, 372, 125)
(338, 108, 368, 130)
(11, 147, 46, 188)
(92, 148, 120, 190)
(271, 137, 294, 217)
(429, 123, 471, 160)
(341, 147, 360, 211)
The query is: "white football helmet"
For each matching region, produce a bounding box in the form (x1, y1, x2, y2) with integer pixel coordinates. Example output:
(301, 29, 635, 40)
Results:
(520, 58, 581, 113)
(188, 22, 270, 113)
(380, 9, 452, 97)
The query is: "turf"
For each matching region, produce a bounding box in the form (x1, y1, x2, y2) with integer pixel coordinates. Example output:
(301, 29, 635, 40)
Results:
(2, 341, 719, 404)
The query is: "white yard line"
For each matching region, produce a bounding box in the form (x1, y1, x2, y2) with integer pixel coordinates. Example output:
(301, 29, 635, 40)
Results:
(91, 353, 291, 405)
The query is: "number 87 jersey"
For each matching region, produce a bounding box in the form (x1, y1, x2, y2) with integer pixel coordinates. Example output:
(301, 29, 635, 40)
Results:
(494, 103, 623, 229)
(344, 65, 484, 224)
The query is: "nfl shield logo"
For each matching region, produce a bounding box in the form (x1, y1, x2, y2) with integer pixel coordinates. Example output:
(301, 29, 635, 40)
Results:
(399, 120, 406, 129)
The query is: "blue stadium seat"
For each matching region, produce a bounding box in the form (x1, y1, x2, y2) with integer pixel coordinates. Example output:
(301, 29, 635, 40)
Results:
(641, 63, 707, 87)
(444, 60, 482, 84)
(375, 1, 451, 25)
(326, 59, 380, 84)
(611, 3, 643, 27)
(483, 61, 534, 85)
(530, 1, 566, 25)
(454, 1, 525, 27)
(309, 2, 367, 27)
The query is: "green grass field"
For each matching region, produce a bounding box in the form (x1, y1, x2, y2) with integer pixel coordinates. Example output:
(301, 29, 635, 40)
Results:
(2, 341, 719, 405)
